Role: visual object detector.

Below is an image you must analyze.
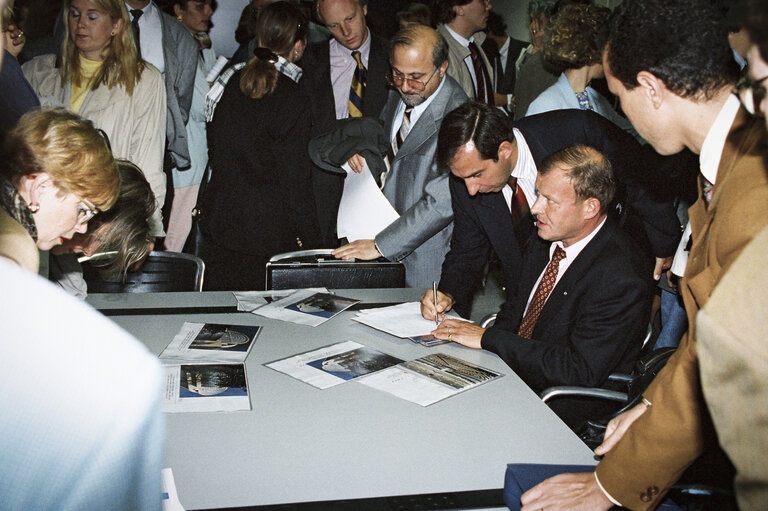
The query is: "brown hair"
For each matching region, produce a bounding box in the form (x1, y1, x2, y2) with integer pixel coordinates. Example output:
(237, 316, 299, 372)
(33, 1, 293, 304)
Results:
(239, 1, 307, 99)
(543, 3, 610, 69)
(2, 108, 119, 210)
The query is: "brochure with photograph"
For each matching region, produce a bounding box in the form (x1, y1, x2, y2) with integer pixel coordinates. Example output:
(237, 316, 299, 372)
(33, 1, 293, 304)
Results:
(162, 363, 251, 413)
(253, 289, 360, 327)
(359, 353, 502, 406)
(265, 340, 403, 389)
(160, 322, 261, 363)
(233, 289, 324, 312)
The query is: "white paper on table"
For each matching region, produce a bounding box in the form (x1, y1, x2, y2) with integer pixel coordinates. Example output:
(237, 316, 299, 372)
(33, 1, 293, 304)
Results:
(360, 366, 456, 406)
(265, 340, 402, 389)
(162, 468, 185, 511)
(162, 363, 251, 413)
(233, 289, 309, 312)
(159, 322, 261, 363)
(352, 302, 470, 338)
(252, 288, 358, 327)
(336, 161, 399, 241)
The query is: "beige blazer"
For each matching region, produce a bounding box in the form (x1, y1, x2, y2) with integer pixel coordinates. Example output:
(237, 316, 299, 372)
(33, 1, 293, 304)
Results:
(595, 109, 768, 509)
(437, 24, 494, 102)
(22, 55, 168, 236)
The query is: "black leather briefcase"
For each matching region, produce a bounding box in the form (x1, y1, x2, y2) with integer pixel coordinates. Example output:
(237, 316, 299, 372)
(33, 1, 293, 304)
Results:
(265, 249, 405, 290)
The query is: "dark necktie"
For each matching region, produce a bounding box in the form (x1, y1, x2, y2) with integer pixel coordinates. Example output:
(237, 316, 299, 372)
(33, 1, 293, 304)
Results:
(130, 9, 143, 58)
(468, 41, 492, 105)
(348, 50, 366, 117)
(508, 177, 530, 246)
(518, 246, 566, 339)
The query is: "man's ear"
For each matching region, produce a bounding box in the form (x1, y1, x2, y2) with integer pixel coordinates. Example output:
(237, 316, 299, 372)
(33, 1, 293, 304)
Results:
(439, 60, 449, 77)
(497, 140, 515, 160)
(636, 71, 666, 109)
(453, 4, 464, 18)
(583, 197, 601, 220)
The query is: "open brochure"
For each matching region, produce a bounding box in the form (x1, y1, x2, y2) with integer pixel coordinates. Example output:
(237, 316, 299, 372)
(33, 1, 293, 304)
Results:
(352, 302, 471, 338)
(252, 289, 359, 327)
(162, 363, 251, 413)
(233, 289, 318, 313)
(160, 322, 261, 363)
(359, 353, 502, 406)
(265, 340, 403, 389)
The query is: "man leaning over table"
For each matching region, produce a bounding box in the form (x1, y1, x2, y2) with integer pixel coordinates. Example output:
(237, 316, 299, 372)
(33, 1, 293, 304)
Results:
(520, 0, 768, 509)
(430, 143, 653, 430)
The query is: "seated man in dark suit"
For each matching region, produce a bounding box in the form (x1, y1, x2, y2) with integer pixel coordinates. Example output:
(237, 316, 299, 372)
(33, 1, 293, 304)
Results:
(420, 102, 680, 319)
(431, 144, 653, 429)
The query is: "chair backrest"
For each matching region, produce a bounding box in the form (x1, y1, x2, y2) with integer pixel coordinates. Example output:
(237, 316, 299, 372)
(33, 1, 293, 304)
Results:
(265, 249, 405, 290)
(82, 251, 205, 293)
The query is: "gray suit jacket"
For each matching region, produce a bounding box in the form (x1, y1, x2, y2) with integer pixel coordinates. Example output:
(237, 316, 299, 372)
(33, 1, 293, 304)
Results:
(159, 10, 198, 170)
(375, 76, 468, 288)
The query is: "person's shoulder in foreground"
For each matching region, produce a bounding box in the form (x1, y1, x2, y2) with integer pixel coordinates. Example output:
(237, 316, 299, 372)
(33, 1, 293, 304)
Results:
(0, 257, 165, 511)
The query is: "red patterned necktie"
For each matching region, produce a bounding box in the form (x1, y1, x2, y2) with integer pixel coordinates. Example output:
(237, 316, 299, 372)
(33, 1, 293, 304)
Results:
(518, 246, 566, 339)
(468, 41, 492, 105)
(508, 177, 531, 248)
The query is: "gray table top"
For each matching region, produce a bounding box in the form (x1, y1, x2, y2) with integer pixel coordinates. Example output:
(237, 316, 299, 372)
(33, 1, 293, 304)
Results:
(94, 290, 596, 509)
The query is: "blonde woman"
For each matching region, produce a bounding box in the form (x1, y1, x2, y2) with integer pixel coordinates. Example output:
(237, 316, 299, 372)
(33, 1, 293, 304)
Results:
(22, 0, 167, 236)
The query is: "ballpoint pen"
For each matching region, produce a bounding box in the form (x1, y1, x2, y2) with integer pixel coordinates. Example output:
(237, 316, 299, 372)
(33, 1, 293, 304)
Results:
(432, 281, 439, 326)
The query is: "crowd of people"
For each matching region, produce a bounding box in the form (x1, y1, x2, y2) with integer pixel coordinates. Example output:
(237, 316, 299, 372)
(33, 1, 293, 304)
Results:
(0, 0, 767, 509)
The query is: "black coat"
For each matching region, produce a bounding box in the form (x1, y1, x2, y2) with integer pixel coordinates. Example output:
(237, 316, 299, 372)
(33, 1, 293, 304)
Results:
(202, 72, 321, 280)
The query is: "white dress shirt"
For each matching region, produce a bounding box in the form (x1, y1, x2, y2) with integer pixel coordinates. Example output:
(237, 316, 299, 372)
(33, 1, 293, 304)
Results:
(127, 1, 165, 74)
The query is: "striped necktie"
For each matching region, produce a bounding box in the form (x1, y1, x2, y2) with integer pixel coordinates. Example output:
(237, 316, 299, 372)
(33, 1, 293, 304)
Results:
(392, 105, 414, 157)
(348, 51, 366, 118)
(468, 41, 492, 104)
(518, 246, 566, 339)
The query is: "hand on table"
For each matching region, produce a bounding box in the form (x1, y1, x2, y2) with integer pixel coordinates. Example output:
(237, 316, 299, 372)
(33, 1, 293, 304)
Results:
(347, 153, 366, 173)
(520, 472, 613, 511)
(431, 318, 485, 349)
(331, 239, 381, 261)
(420, 288, 454, 321)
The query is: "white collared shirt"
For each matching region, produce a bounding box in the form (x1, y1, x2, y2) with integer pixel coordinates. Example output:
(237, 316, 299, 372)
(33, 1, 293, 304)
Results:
(127, 1, 164, 74)
(443, 24, 480, 97)
(389, 73, 447, 140)
(501, 128, 537, 211)
(523, 217, 607, 315)
(699, 94, 741, 185)
(498, 36, 510, 74)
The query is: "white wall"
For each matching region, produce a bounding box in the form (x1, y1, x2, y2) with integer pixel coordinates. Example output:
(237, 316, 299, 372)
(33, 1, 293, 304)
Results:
(209, 0, 251, 58)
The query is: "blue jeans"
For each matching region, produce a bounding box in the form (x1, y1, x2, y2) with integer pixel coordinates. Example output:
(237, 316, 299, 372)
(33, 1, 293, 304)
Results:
(654, 288, 687, 349)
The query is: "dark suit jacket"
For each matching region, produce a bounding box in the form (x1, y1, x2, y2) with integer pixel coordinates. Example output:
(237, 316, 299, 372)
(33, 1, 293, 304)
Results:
(300, 34, 390, 246)
(201, 73, 321, 283)
(483, 36, 527, 94)
(439, 109, 680, 317)
(481, 219, 653, 428)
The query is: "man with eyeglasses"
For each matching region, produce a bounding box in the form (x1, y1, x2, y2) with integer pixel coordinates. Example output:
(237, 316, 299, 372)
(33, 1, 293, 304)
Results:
(696, 1, 768, 509)
(331, 24, 467, 288)
(520, 0, 768, 509)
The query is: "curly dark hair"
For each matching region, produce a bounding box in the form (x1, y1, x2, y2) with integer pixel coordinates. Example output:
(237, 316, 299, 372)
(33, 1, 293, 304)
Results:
(604, 0, 739, 100)
(543, 3, 610, 69)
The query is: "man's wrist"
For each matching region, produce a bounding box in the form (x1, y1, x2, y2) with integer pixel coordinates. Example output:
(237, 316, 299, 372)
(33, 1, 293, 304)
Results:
(594, 471, 622, 507)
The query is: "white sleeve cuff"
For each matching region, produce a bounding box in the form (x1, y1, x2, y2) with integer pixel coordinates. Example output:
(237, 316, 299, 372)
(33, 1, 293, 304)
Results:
(594, 471, 622, 506)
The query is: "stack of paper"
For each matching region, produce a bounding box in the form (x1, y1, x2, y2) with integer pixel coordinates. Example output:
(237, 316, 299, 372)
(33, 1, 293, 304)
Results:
(351, 302, 469, 338)
(250, 288, 359, 327)
(159, 322, 261, 413)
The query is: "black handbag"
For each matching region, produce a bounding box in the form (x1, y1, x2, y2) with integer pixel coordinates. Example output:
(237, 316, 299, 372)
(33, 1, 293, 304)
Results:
(182, 163, 211, 258)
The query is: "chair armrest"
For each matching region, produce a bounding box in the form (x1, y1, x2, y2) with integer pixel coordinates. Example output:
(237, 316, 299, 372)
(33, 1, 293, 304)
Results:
(479, 313, 497, 328)
(539, 386, 628, 403)
(607, 373, 632, 383)
(269, 249, 336, 262)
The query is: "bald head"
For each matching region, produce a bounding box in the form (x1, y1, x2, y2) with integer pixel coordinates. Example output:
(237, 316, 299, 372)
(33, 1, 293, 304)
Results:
(391, 24, 448, 70)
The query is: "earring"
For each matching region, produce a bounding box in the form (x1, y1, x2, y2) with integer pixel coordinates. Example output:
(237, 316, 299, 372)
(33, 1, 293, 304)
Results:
(177, 15, 183, 22)
(28, 202, 40, 213)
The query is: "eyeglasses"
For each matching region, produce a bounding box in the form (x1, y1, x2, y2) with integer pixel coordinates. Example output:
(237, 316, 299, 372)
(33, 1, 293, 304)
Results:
(734, 74, 768, 117)
(387, 68, 438, 92)
(76, 197, 99, 225)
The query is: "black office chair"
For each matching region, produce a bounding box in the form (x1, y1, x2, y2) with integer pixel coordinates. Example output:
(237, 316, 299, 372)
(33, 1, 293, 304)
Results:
(82, 251, 205, 293)
(265, 249, 406, 290)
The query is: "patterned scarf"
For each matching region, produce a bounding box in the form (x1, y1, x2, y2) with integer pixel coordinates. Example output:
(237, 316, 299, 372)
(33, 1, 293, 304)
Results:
(0, 177, 38, 242)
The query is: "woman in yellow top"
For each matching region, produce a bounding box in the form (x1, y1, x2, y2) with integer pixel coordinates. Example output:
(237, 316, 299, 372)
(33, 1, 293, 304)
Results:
(22, 0, 167, 236)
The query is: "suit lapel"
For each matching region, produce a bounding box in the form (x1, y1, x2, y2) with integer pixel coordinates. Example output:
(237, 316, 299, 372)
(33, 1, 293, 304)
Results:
(392, 78, 452, 160)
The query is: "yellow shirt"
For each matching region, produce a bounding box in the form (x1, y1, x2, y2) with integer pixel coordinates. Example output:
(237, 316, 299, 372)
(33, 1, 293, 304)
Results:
(70, 56, 102, 114)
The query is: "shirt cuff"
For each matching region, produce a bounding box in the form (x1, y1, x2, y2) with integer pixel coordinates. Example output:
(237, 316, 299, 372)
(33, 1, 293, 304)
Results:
(594, 471, 622, 507)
